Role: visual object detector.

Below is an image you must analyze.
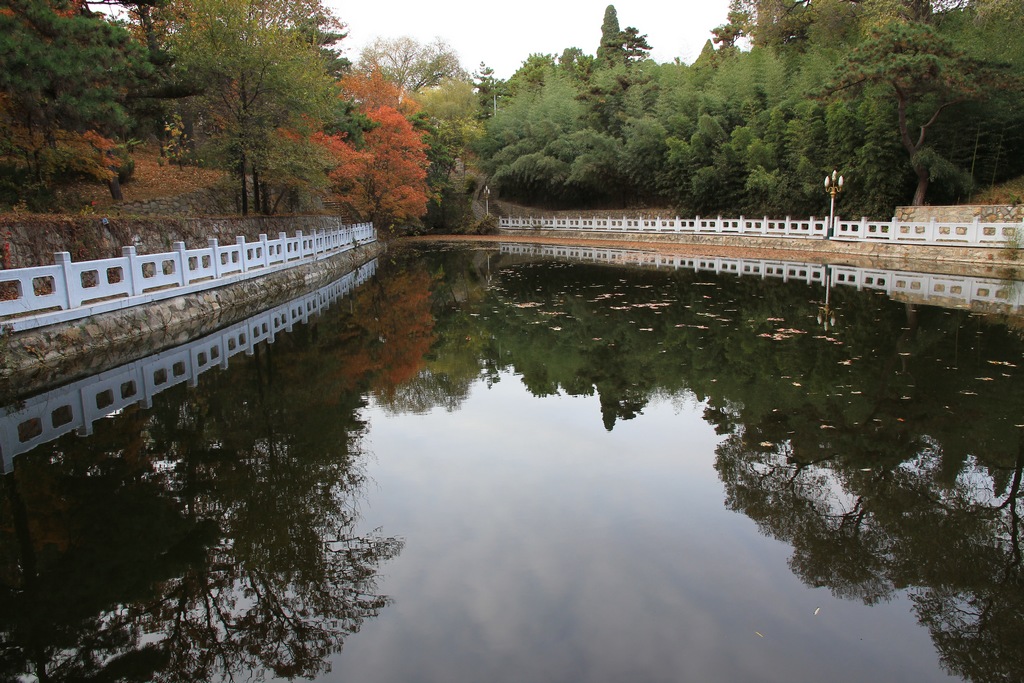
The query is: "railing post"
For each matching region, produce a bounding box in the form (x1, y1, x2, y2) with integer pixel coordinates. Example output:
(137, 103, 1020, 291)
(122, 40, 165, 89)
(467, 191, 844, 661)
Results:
(55, 251, 75, 310)
(278, 232, 288, 262)
(123, 246, 143, 295)
(236, 236, 248, 272)
(259, 234, 269, 268)
(173, 241, 188, 285)
(209, 239, 221, 278)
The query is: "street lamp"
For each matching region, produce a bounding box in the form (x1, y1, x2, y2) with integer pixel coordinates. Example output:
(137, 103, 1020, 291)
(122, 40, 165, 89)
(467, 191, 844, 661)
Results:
(824, 169, 844, 239)
(484, 185, 491, 216)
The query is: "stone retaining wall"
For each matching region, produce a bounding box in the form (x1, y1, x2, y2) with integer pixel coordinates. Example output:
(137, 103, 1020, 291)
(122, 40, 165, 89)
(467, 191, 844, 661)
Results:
(0, 241, 384, 399)
(894, 205, 1024, 223)
(117, 186, 239, 217)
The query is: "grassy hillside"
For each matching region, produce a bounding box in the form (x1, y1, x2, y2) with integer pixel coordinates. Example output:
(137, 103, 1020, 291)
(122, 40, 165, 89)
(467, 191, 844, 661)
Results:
(971, 178, 1024, 206)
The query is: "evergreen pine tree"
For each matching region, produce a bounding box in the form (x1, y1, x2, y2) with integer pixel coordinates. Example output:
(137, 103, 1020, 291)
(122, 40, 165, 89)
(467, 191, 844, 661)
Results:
(597, 5, 622, 67)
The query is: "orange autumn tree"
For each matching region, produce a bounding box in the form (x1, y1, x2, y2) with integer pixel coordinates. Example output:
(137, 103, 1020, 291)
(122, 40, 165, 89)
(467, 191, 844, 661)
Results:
(318, 73, 429, 230)
(339, 70, 414, 115)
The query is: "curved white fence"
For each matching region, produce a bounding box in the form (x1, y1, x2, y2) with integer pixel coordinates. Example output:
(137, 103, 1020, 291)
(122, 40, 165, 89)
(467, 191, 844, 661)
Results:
(0, 259, 377, 473)
(0, 222, 375, 332)
(499, 215, 1022, 247)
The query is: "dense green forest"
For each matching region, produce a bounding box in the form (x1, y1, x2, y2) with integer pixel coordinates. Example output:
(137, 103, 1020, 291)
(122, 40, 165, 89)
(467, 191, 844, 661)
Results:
(1, 0, 1023, 228)
(477, 1, 1024, 217)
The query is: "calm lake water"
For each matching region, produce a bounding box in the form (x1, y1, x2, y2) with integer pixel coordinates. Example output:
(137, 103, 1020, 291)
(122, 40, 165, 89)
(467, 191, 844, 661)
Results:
(2, 242, 1023, 683)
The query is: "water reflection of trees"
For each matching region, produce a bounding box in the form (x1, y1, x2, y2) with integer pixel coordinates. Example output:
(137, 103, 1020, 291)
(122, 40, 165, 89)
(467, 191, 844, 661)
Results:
(404, 246, 1024, 683)
(0, 268, 439, 682)
(695, 298, 1024, 683)
(714, 427, 1024, 683)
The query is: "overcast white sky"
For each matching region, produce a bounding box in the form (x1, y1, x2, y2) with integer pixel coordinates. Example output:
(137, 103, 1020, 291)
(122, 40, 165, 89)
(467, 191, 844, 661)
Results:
(326, 0, 733, 79)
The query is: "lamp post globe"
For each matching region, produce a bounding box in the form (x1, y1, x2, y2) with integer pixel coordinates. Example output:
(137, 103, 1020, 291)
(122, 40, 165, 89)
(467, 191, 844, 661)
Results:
(824, 170, 844, 239)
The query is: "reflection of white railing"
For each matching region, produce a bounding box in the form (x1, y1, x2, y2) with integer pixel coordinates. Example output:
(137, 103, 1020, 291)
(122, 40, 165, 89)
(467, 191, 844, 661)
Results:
(0, 259, 377, 473)
(499, 243, 827, 284)
(499, 215, 1022, 247)
(829, 266, 1024, 309)
(0, 222, 376, 332)
(499, 243, 1024, 310)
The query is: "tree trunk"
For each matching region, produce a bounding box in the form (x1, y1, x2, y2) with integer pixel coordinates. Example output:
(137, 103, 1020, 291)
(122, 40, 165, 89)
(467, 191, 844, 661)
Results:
(107, 175, 123, 201)
(270, 189, 285, 215)
(252, 167, 261, 215)
(240, 155, 248, 216)
(897, 89, 928, 206)
(911, 165, 929, 206)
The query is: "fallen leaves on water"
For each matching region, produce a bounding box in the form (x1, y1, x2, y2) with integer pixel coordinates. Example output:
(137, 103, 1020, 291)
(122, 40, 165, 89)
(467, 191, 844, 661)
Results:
(759, 328, 808, 341)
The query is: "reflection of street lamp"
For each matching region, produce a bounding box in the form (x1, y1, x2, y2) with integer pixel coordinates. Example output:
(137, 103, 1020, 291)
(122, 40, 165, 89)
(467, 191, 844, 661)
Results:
(484, 185, 490, 216)
(817, 265, 837, 331)
(824, 169, 844, 239)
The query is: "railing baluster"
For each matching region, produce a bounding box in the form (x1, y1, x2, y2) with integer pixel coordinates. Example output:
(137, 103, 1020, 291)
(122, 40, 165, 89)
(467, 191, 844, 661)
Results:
(55, 252, 75, 310)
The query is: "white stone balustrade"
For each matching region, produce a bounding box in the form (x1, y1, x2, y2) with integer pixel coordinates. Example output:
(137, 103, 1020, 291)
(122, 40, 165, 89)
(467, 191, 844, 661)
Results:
(500, 215, 831, 238)
(500, 215, 1023, 247)
(0, 259, 377, 472)
(0, 222, 375, 331)
(832, 216, 1018, 245)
